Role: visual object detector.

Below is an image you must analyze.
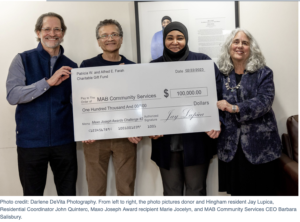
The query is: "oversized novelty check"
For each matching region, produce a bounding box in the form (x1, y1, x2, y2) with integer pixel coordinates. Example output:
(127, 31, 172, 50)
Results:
(71, 60, 220, 141)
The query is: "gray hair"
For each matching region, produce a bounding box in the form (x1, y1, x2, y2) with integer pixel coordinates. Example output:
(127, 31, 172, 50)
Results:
(95, 19, 123, 39)
(218, 28, 266, 75)
(35, 12, 67, 42)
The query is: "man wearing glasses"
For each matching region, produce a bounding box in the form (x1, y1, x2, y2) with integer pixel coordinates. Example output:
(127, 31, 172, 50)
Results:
(6, 12, 78, 196)
(80, 19, 141, 196)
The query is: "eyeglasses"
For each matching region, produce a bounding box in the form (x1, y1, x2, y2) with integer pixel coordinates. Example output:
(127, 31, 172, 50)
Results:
(41, 27, 63, 34)
(98, 33, 121, 40)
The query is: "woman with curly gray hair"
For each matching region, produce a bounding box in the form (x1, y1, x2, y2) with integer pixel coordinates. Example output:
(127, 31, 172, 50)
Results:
(216, 28, 281, 196)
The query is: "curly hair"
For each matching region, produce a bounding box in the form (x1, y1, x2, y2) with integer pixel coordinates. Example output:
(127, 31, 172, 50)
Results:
(218, 28, 266, 75)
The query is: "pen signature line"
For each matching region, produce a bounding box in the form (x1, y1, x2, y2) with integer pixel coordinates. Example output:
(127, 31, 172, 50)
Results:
(160, 116, 211, 120)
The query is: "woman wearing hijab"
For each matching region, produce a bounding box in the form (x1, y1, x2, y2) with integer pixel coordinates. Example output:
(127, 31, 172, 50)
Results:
(149, 22, 222, 196)
(216, 28, 281, 196)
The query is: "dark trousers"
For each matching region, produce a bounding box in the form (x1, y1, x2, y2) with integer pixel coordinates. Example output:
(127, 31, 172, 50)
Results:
(17, 142, 77, 196)
(159, 151, 209, 196)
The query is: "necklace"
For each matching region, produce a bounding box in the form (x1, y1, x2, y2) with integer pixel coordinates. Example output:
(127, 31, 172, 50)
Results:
(225, 72, 246, 92)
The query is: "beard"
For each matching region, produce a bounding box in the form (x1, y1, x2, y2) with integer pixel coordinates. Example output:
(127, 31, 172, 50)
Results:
(41, 37, 63, 49)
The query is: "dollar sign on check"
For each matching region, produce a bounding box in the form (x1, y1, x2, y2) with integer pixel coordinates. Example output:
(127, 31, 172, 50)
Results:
(164, 89, 169, 98)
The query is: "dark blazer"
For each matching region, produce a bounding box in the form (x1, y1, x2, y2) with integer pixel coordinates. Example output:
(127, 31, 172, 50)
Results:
(218, 66, 282, 164)
(150, 51, 222, 169)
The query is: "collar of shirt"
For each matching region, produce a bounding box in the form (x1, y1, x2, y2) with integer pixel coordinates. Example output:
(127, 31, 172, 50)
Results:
(50, 50, 61, 75)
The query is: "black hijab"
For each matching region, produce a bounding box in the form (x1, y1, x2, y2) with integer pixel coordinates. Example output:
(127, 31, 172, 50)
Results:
(163, 21, 189, 61)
